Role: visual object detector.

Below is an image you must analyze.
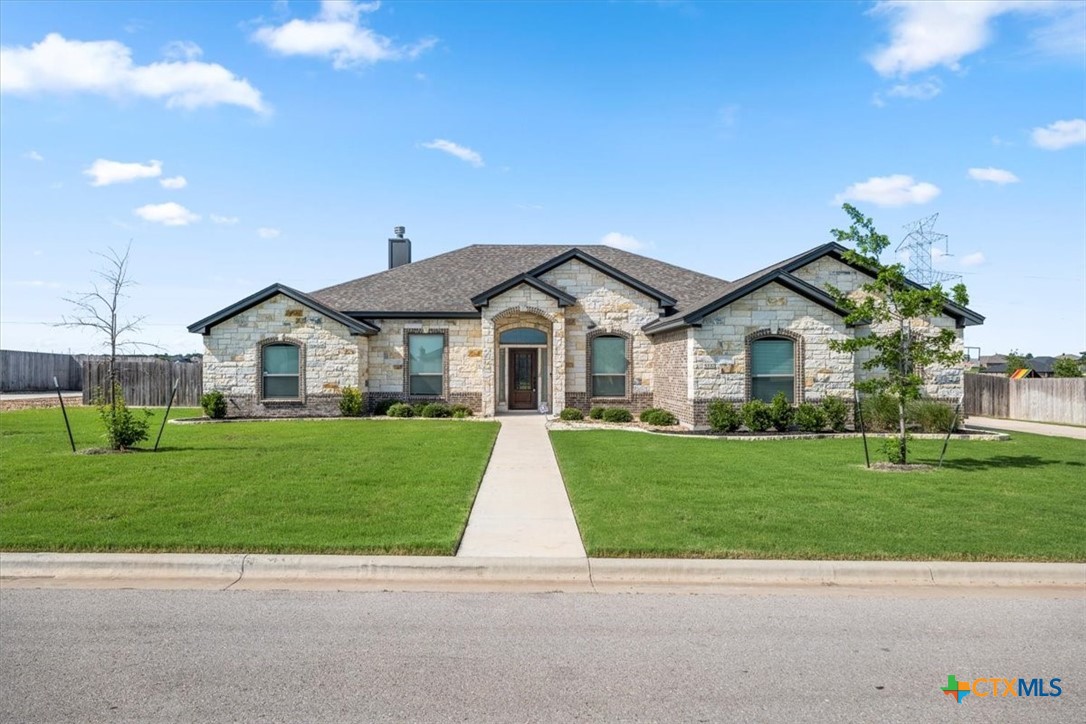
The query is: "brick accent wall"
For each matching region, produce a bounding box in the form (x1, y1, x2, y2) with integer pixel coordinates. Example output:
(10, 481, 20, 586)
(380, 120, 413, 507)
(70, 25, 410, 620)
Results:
(649, 328, 693, 426)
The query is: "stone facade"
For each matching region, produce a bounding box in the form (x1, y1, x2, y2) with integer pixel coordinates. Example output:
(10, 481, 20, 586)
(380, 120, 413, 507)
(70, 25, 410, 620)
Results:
(198, 250, 972, 420)
(202, 293, 364, 417)
(539, 259, 660, 413)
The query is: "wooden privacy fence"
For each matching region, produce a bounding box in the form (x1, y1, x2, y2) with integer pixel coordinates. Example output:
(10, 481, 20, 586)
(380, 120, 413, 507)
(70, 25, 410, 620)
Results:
(0, 350, 82, 391)
(82, 359, 203, 407)
(964, 373, 1086, 426)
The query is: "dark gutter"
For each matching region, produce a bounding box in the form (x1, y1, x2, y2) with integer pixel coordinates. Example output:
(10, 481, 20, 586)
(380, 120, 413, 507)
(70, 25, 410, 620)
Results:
(344, 311, 481, 320)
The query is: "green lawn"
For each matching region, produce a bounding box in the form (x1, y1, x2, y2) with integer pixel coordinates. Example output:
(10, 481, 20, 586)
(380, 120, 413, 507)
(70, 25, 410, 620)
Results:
(1, 408, 498, 555)
(550, 431, 1086, 562)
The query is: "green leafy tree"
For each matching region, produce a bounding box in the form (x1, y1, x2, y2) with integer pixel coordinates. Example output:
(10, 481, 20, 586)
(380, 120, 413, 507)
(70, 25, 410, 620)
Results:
(1004, 349, 1028, 376)
(1053, 357, 1083, 378)
(825, 205, 969, 465)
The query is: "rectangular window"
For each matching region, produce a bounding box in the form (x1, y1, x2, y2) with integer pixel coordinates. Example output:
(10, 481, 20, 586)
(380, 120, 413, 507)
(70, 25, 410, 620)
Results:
(262, 344, 300, 399)
(750, 338, 794, 403)
(591, 335, 627, 397)
(408, 333, 444, 396)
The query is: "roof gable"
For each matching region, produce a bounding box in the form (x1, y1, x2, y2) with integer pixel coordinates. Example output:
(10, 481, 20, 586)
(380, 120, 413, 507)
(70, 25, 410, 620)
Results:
(188, 283, 380, 336)
(470, 274, 576, 308)
(525, 249, 677, 308)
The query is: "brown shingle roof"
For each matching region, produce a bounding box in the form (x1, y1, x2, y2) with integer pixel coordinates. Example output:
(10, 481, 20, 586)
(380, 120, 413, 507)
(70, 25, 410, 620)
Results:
(309, 244, 732, 315)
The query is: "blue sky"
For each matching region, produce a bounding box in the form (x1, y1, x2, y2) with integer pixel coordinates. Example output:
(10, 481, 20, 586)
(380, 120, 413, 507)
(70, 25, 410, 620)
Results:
(2, 0, 1084, 357)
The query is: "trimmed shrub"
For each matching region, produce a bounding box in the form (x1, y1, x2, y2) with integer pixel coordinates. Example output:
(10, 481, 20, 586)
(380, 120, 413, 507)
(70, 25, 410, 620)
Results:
(793, 403, 826, 432)
(372, 398, 398, 416)
(420, 402, 452, 418)
(450, 404, 474, 417)
(821, 396, 848, 432)
(559, 407, 584, 421)
(386, 402, 414, 418)
(741, 399, 772, 432)
(768, 392, 794, 432)
(200, 390, 227, 419)
(410, 402, 428, 417)
(452, 409, 471, 419)
(602, 407, 633, 423)
(707, 401, 742, 432)
(94, 383, 152, 450)
(860, 394, 899, 432)
(588, 406, 606, 420)
(639, 408, 678, 426)
(339, 386, 364, 417)
(908, 399, 959, 433)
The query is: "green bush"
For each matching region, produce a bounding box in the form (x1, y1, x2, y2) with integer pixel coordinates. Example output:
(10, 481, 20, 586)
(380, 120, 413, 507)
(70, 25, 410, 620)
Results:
(882, 434, 911, 464)
(707, 400, 742, 432)
(639, 408, 678, 426)
(820, 396, 849, 432)
(559, 407, 584, 421)
(588, 406, 606, 420)
(741, 399, 772, 432)
(768, 392, 794, 432)
(372, 398, 398, 416)
(602, 407, 633, 423)
(452, 409, 471, 419)
(94, 383, 153, 450)
(860, 394, 900, 432)
(386, 402, 414, 418)
(793, 403, 826, 432)
(200, 390, 227, 419)
(420, 402, 452, 418)
(411, 403, 428, 417)
(908, 399, 959, 433)
(339, 386, 364, 417)
(450, 404, 473, 417)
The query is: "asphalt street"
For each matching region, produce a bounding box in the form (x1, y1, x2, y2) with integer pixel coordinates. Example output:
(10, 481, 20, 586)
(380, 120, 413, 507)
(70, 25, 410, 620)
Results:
(1, 588, 1081, 723)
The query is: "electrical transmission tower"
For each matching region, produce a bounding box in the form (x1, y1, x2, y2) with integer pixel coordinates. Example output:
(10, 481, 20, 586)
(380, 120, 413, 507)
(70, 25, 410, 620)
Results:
(896, 213, 961, 287)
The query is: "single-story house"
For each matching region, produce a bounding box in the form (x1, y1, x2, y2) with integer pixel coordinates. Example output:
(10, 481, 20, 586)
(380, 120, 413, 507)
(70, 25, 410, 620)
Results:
(188, 228, 984, 427)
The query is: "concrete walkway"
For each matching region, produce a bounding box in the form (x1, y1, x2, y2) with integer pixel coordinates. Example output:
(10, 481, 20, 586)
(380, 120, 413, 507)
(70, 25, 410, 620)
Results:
(457, 414, 586, 558)
(965, 416, 1086, 440)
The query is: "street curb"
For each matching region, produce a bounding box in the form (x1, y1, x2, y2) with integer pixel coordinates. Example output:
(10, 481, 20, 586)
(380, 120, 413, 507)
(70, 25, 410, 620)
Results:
(2, 553, 1082, 592)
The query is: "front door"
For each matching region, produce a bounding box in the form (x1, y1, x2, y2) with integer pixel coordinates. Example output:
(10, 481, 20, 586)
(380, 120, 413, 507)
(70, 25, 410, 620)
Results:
(508, 349, 538, 410)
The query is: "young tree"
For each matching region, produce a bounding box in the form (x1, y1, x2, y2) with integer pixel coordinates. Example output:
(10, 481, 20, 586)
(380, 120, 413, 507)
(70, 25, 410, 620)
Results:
(1053, 357, 1083, 378)
(60, 245, 154, 449)
(825, 205, 969, 465)
(1004, 349, 1029, 376)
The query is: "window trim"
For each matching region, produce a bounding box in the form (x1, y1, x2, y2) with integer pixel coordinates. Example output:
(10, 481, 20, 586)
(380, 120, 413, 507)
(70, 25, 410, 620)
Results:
(259, 339, 304, 402)
(587, 330, 632, 401)
(403, 329, 448, 399)
(745, 329, 803, 404)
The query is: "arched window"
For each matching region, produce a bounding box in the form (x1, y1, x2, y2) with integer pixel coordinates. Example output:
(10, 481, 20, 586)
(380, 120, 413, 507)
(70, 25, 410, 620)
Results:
(262, 343, 300, 399)
(750, 338, 794, 403)
(591, 335, 627, 397)
(499, 328, 547, 345)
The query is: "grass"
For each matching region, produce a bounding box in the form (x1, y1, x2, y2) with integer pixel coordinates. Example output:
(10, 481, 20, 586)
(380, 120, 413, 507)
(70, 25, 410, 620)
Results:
(550, 431, 1086, 562)
(0, 407, 498, 555)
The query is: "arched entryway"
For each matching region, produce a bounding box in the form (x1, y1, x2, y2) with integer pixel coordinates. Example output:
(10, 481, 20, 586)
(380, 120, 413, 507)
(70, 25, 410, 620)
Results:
(493, 311, 555, 413)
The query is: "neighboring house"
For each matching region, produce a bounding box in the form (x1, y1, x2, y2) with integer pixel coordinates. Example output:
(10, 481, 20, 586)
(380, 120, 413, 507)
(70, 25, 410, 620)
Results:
(981, 356, 1060, 377)
(188, 229, 984, 427)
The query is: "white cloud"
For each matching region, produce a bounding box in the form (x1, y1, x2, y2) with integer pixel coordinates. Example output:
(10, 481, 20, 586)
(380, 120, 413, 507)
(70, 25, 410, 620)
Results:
(23, 150, 44, 161)
(960, 251, 986, 267)
(257, 227, 281, 239)
(968, 167, 1019, 184)
(420, 139, 484, 167)
(833, 174, 941, 207)
(210, 214, 239, 225)
(0, 33, 268, 113)
(1031, 118, 1086, 150)
(867, 1, 1041, 77)
(162, 40, 203, 61)
(886, 78, 942, 100)
(600, 232, 650, 252)
(84, 158, 162, 186)
(252, 0, 436, 70)
(133, 202, 200, 226)
(159, 175, 187, 189)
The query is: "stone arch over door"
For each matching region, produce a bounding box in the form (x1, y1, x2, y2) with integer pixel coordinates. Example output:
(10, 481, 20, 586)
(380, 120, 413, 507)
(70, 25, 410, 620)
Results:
(492, 309, 555, 413)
